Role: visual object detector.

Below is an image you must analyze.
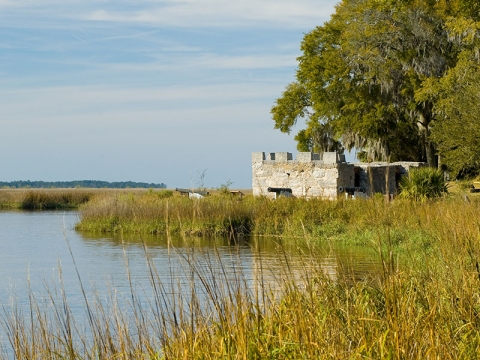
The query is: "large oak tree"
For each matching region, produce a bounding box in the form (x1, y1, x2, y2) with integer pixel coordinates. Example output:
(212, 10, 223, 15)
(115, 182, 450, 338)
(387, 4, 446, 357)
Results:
(272, 0, 480, 173)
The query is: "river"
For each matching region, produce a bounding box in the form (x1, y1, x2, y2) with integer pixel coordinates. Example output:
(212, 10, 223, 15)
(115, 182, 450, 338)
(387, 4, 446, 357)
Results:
(0, 210, 379, 357)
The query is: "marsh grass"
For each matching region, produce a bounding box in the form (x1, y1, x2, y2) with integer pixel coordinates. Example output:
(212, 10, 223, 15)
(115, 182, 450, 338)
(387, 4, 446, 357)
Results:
(0, 189, 174, 210)
(76, 190, 480, 243)
(0, 189, 98, 210)
(4, 197, 480, 358)
(77, 191, 374, 237)
(1, 195, 480, 357)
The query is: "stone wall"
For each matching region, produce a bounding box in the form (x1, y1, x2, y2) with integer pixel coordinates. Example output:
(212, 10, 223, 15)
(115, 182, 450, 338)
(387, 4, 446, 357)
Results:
(252, 151, 355, 200)
(252, 151, 426, 199)
(354, 161, 427, 196)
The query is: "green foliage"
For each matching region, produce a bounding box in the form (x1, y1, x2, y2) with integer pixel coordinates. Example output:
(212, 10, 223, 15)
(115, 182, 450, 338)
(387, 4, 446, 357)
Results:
(272, 0, 480, 169)
(271, 82, 310, 134)
(424, 53, 480, 178)
(217, 179, 233, 195)
(398, 167, 448, 201)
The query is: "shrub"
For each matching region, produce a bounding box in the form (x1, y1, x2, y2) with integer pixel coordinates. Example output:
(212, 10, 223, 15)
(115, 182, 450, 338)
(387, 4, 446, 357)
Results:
(398, 167, 448, 201)
(155, 189, 174, 199)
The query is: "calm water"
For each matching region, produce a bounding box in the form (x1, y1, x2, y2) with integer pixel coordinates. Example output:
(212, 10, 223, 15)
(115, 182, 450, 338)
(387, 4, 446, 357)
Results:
(0, 211, 380, 355)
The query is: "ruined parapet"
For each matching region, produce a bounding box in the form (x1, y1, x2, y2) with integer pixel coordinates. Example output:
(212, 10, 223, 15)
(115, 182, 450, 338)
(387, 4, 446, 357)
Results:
(296, 152, 320, 162)
(252, 151, 428, 199)
(393, 161, 428, 174)
(252, 151, 354, 199)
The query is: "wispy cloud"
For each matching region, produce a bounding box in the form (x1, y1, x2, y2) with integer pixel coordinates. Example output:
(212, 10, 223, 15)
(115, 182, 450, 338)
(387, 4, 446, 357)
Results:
(0, 82, 282, 116)
(0, 0, 336, 29)
(86, 0, 336, 28)
(100, 53, 297, 73)
(2, 48, 297, 82)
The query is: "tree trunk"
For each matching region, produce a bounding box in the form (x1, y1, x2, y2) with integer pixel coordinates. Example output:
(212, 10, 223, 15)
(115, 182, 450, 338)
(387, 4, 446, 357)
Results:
(421, 106, 438, 168)
(426, 141, 438, 168)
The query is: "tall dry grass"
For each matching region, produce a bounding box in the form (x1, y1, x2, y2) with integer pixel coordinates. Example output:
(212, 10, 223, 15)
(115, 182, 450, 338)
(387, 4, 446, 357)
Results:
(2, 196, 480, 358)
(0, 188, 172, 210)
(0, 189, 98, 210)
(77, 191, 376, 237)
(76, 190, 480, 241)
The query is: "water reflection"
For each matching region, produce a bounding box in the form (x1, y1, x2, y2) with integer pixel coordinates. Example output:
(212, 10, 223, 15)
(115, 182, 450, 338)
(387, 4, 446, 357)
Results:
(76, 230, 382, 294)
(0, 211, 381, 304)
(0, 211, 382, 357)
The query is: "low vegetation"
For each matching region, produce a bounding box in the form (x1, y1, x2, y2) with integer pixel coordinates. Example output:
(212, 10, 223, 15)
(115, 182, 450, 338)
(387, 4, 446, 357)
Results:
(398, 167, 448, 201)
(75, 187, 476, 241)
(3, 195, 480, 358)
(0, 189, 98, 210)
(0, 188, 171, 210)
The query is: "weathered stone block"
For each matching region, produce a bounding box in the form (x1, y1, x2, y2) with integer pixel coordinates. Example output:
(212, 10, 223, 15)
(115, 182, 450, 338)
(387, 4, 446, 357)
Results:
(323, 152, 338, 164)
(252, 152, 265, 162)
(275, 152, 293, 162)
(312, 168, 326, 178)
(296, 152, 319, 162)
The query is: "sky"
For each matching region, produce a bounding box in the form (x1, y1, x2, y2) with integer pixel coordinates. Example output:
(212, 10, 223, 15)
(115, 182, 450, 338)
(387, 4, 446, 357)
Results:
(0, 0, 341, 189)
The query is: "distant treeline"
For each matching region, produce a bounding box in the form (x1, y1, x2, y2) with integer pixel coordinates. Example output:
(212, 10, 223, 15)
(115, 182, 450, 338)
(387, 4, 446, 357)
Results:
(0, 180, 167, 189)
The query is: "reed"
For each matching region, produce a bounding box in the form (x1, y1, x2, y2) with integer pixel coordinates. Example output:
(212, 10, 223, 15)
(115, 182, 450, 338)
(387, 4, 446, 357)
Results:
(3, 192, 480, 358)
(4, 197, 480, 358)
(76, 192, 257, 236)
(0, 188, 171, 210)
(76, 190, 480, 241)
(77, 191, 372, 237)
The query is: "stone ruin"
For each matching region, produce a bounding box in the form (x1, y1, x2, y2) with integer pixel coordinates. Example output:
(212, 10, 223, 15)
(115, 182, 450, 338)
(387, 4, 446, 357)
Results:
(252, 151, 426, 199)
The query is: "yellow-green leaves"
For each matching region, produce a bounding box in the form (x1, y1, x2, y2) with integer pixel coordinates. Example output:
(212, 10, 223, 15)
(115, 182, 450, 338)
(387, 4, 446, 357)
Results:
(271, 0, 480, 174)
(271, 82, 311, 134)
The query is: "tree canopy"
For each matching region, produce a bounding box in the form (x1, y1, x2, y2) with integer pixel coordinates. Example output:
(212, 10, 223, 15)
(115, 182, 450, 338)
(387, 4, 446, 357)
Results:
(272, 0, 480, 176)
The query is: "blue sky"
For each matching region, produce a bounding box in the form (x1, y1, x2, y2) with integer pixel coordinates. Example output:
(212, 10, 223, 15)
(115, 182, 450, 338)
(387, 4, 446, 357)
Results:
(0, 0, 340, 189)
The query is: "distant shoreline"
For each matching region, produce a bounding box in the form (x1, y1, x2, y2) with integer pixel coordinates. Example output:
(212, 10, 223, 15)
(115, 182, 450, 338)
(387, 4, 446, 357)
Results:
(0, 180, 167, 189)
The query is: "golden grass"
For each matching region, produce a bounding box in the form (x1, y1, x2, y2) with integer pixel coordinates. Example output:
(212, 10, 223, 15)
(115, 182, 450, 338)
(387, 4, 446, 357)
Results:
(75, 188, 480, 241)
(0, 188, 174, 210)
(3, 188, 480, 358)
(2, 194, 480, 358)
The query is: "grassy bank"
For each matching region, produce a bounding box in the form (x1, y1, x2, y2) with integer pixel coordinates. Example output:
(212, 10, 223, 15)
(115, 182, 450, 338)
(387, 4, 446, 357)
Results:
(76, 189, 479, 240)
(4, 197, 480, 358)
(0, 189, 97, 210)
(0, 188, 172, 210)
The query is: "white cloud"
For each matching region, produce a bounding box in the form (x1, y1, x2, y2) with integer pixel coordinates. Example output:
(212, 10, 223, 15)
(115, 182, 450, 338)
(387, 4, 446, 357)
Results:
(86, 0, 336, 28)
(0, 0, 337, 29)
(0, 82, 283, 125)
(189, 54, 296, 69)
(8, 50, 297, 78)
(100, 53, 297, 73)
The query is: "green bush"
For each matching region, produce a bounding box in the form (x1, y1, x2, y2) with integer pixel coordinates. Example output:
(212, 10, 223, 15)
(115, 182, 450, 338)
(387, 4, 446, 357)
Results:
(398, 167, 448, 201)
